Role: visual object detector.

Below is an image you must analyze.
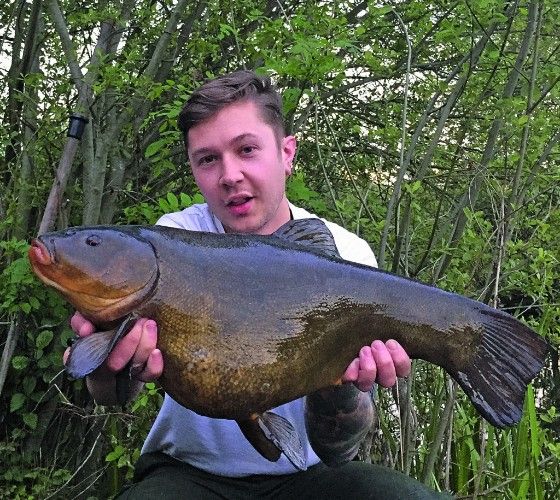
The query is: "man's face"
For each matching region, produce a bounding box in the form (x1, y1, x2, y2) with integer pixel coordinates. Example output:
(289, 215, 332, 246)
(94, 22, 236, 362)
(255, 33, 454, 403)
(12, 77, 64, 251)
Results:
(187, 100, 296, 235)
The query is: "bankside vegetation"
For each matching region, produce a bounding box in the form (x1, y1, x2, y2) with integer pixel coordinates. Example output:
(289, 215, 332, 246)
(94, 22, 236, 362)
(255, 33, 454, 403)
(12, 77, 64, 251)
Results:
(1, 1, 559, 498)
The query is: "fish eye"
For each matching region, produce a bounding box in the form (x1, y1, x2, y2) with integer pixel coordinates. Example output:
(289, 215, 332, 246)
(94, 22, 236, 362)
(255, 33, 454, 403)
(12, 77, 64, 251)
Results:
(86, 235, 101, 247)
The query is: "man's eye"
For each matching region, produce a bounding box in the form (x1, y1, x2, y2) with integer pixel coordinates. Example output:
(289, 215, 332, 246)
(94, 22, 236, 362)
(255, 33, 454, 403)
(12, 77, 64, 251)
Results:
(241, 146, 256, 155)
(199, 155, 216, 165)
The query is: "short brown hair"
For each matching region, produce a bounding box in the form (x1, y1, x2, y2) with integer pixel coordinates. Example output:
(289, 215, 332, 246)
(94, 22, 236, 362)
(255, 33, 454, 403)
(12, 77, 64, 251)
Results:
(178, 70, 286, 147)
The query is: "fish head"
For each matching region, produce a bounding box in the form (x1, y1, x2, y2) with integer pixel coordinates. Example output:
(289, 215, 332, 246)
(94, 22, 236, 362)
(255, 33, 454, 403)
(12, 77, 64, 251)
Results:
(29, 227, 158, 323)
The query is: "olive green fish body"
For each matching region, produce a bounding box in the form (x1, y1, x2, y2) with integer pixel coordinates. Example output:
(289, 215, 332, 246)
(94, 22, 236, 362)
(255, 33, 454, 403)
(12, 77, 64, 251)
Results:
(142, 232, 465, 418)
(29, 221, 548, 430)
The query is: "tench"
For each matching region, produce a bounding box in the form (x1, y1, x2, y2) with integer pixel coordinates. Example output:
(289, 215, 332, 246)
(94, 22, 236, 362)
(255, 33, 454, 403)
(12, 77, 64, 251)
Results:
(29, 219, 548, 469)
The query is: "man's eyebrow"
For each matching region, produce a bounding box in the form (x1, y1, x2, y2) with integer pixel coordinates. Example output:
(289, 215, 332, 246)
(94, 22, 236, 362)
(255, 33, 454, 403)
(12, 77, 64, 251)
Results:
(190, 133, 260, 158)
(190, 147, 214, 159)
(231, 133, 259, 143)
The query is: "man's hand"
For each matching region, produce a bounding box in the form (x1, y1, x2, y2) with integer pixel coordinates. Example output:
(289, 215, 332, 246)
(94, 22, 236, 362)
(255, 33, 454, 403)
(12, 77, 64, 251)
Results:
(306, 339, 411, 466)
(64, 312, 163, 404)
(342, 339, 411, 392)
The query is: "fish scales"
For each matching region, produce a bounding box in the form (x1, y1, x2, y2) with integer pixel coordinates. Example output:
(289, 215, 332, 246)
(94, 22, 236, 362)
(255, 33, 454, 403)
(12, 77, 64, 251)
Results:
(142, 227, 475, 417)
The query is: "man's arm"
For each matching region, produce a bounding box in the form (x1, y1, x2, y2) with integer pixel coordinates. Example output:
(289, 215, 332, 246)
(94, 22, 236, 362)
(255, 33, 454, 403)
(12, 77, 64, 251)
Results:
(305, 340, 411, 466)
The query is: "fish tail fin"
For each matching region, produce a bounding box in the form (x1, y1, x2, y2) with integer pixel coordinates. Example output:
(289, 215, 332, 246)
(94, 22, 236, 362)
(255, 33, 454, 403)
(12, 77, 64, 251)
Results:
(66, 315, 136, 379)
(451, 308, 548, 427)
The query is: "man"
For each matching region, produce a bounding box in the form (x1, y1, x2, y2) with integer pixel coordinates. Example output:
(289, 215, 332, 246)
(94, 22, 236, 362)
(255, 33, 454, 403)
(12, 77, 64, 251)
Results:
(69, 70, 448, 498)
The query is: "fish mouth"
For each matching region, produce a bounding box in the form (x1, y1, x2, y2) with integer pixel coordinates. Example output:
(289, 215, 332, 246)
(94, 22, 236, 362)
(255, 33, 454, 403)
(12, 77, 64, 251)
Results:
(29, 238, 60, 288)
(29, 238, 80, 298)
(30, 238, 54, 266)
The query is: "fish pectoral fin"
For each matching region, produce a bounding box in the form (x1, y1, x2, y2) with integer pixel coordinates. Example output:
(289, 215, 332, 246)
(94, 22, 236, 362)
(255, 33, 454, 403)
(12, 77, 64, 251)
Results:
(237, 412, 307, 471)
(66, 328, 116, 378)
(66, 315, 137, 379)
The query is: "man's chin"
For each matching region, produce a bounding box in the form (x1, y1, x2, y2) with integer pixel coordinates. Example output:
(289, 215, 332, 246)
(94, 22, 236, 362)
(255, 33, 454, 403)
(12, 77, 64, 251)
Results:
(222, 217, 259, 235)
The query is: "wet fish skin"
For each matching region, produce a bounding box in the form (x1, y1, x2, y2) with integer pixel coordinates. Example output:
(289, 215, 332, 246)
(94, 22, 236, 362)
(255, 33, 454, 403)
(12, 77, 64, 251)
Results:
(28, 221, 548, 429)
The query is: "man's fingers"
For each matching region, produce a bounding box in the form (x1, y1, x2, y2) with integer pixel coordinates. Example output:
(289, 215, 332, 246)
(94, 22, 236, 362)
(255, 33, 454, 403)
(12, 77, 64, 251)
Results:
(343, 347, 378, 392)
(342, 357, 360, 383)
(106, 318, 146, 372)
(106, 318, 162, 383)
(356, 346, 377, 392)
(70, 311, 95, 337)
(371, 340, 397, 388)
(62, 347, 70, 365)
(386, 339, 412, 378)
(129, 320, 158, 376)
(133, 349, 164, 382)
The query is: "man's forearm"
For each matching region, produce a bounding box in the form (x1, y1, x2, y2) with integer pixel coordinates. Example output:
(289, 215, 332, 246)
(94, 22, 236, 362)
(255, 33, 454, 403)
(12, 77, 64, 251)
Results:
(305, 384, 374, 467)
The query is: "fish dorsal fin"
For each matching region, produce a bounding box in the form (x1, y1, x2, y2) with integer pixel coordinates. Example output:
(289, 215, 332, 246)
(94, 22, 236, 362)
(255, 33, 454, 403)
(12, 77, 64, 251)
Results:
(273, 218, 340, 258)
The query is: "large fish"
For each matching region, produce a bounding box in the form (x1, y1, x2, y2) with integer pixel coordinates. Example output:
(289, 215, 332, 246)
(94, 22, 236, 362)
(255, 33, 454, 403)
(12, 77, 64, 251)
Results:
(28, 219, 548, 469)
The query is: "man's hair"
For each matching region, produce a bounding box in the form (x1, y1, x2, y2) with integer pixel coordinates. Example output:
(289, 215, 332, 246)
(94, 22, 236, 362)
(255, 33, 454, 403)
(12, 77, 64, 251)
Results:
(178, 70, 286, 147)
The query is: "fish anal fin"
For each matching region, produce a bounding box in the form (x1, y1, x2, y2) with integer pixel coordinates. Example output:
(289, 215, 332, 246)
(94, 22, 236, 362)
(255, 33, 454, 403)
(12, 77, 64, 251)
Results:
(237, 412, 307, 471)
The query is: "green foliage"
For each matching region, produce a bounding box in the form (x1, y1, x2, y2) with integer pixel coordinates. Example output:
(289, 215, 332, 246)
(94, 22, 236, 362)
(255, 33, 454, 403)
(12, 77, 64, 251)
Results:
(0, 239, 43, 316)
(123, 191, 205, 225)
(0, 436, 72, 500)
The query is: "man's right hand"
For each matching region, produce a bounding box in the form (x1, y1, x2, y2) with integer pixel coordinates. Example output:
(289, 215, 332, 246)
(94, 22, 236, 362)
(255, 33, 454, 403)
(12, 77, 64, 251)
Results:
(64, 311, 164, 405)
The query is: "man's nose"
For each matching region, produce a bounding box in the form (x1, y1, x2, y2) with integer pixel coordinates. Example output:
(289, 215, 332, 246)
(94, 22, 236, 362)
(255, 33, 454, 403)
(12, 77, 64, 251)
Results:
(219, 154, 244, 186)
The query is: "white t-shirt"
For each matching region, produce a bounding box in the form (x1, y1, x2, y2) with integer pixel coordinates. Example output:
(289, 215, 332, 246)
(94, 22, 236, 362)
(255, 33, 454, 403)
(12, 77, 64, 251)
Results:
(141, 202, 377, 477)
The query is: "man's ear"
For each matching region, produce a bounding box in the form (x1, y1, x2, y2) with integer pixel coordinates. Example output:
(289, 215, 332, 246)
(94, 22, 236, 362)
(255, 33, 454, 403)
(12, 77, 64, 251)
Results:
(282, 135, 297, 176)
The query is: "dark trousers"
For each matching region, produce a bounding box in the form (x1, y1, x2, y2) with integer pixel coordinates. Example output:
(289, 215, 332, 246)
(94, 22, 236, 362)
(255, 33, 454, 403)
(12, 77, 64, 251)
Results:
(117, 452, 453, 499)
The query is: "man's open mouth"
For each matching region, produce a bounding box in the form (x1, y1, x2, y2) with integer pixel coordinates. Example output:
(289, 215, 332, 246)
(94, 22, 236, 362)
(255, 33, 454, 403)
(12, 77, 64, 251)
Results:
(227, 196, 253, 206)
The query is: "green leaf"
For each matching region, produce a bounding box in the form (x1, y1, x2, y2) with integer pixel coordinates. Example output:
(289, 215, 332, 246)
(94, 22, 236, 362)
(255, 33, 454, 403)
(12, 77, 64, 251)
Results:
(20, 303, 31, 314)
(287, 174, 311, 201)
(23, 413, 38, 430)
(11, 356, 29, 370)
(23, 376, 37, 395)
(10, 393, 25, 412)
(145, 139, 167, 158)
(36, 330, 54, 350)
(376, 5, 393, 15)
(166, 107, 180, 119)
(29, 296, 41, 310)
(60, 327, 76, 347)
(192, 193, 205, 204)
(37, 355, 51, 368)
(166, 192, 179, 211)
(106, 445, 125, 462)
(179, 193, 192, 207)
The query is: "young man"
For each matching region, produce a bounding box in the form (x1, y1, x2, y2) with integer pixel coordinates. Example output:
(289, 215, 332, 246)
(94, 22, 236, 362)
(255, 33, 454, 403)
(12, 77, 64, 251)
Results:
(69, 71, 449, 498)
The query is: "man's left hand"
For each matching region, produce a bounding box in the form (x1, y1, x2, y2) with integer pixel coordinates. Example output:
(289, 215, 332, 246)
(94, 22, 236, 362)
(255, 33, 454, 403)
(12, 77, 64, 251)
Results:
(342, 339, 411, 392)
